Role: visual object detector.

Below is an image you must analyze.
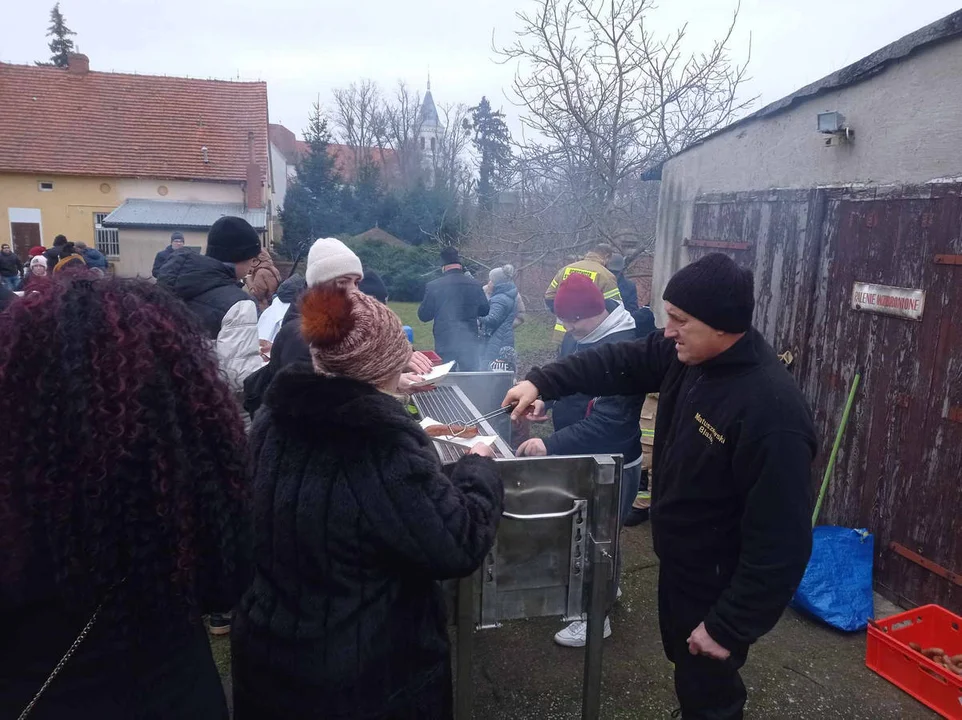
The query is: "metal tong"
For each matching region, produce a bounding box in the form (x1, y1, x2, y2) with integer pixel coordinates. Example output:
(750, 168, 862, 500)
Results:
(444, 404, 515, 437)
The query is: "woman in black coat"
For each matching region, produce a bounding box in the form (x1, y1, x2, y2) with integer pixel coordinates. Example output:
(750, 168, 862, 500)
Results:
(0, 278, 251, 720)
(231, 286, 503, 720)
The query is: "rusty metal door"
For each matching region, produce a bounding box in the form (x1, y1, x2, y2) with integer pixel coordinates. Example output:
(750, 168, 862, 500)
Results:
(806, 185, 962, 610)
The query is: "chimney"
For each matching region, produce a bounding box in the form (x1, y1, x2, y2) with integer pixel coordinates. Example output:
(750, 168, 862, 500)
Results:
(245, 130, 264, 209)
(67, 53, 89, 76)
(245, 162, 264, 210)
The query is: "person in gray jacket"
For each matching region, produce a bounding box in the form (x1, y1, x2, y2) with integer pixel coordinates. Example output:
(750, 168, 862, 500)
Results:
(481, 267, 518, 368)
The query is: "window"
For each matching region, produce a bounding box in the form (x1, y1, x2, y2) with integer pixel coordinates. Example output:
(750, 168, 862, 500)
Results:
(420, 137, 425, 150)
(38, 181, 54, 191)
(94, 212, 120, 257)
(430, 137, 436, 152)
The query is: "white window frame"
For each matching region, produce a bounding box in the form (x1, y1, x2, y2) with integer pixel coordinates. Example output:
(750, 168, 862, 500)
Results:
(94, 212, 120, 258)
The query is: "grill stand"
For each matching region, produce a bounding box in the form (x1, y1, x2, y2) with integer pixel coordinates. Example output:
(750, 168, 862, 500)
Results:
(413, 384, 618, 720)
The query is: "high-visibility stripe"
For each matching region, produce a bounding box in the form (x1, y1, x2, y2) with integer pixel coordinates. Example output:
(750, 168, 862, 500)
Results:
(641, 428, 655, 438)
(562, 267, 598, 281)
(603, 288, 622, 299)
(549, 278, 559, 289)
(554, 323, 566, 332)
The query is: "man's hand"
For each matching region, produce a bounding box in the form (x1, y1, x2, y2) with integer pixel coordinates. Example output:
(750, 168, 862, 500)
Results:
(407, 351, 434, 375)
(527, 399, 549, 423)
(516, 438, 548, 457)
(468, 442, 495, 458)
(687, 622, 730, 661)
(504, 380, 539, 420)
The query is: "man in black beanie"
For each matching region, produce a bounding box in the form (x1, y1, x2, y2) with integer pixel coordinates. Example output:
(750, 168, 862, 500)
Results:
(504, 252, 816, 719)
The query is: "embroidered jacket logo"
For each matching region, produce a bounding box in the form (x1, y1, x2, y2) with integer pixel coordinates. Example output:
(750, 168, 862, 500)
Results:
(695, 412, 726, 445)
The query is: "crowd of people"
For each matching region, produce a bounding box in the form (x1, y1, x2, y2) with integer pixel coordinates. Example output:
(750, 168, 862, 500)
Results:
(0, 220, 816, 720)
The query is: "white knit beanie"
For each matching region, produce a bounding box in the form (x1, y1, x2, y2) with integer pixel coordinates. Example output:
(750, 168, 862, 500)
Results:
(305, 238, 364, 287)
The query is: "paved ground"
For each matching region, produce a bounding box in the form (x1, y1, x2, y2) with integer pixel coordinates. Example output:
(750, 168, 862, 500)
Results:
(216, 523, 938, 719)
(466, 524, 938, 719)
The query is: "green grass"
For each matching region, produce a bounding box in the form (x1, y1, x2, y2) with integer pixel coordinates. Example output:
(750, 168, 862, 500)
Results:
(389, 301, 557, 374)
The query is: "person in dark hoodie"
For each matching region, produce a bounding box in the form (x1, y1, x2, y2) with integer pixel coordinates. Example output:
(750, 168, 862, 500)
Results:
(417, 246, 489, 371)
(74, 242, 108, 271)
(152, 231, 186, 278)
(504, 253, 815, 720)
(480, 266, 518, 368)
(516, 273, 643, 648)
(231, 285, 502, 720)
(157, 217, 263, 399)
(42, 235, 68, 277)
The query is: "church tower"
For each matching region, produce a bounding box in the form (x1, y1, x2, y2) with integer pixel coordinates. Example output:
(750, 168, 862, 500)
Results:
(419, 76, 444, 180)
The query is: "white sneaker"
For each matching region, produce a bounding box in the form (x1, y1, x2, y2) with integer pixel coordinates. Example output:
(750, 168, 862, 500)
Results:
(553, 617, 612, 647)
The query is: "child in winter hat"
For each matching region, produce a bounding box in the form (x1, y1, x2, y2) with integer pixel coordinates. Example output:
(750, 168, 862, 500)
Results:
(300, 286, 411, 390)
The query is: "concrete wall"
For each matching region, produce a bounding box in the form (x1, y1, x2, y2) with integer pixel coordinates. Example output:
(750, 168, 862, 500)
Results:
(113, 228, 208, 278)
(653, 36, 962, 321)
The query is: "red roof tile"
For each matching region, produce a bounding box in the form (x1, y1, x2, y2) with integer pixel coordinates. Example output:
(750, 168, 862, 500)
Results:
(0, 59, 268, 183)
(269, 123, 399, 184)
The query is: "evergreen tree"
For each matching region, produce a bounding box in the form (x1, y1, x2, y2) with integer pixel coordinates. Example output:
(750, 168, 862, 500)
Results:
(38, 3, 77, 68)
(467, 97, 513, 213)
(278, 104, 346, 257)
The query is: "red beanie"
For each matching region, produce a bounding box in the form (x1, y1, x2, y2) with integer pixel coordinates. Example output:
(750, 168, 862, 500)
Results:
(554, 272, 605, 320)
(28, 246, 46, 257)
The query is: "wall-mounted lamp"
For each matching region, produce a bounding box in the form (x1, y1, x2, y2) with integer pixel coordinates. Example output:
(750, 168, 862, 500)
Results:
(817, 111, 854, 145)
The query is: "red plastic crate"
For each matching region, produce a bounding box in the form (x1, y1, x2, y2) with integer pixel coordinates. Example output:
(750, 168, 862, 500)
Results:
(866, 604, 962, 718)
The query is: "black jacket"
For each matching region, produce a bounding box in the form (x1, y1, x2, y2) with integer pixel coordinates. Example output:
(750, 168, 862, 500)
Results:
(417, 268, 489, 358)
(156, 252, 249, 340)
(0, 250, 22, 277)
(0, 283, 15, 311)
(231, 366, 503, 720)
(616, 272, 639, 312)
(152, 245, 177, 278)
(545, 306, 642, 465)
(528, 328, 815, 651)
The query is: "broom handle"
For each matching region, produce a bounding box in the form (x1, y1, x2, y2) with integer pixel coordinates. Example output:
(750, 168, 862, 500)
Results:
(812, 372, 861, 527)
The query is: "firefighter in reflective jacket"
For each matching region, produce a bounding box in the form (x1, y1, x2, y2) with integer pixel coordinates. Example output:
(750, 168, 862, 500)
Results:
(544, 245, 623, 335)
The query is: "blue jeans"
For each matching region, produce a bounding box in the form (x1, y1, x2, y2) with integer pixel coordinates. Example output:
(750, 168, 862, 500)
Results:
(1, 275, 20, 292)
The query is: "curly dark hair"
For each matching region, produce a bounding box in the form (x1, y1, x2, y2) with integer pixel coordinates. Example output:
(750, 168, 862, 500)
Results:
(0, 276, 250, 633)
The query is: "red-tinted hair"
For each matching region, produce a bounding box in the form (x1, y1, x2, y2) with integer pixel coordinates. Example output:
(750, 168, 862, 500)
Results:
(0, 276, 250, 631)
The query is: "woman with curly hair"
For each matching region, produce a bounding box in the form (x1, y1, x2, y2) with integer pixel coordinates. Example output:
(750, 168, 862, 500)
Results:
(231, 286, 503, 720)
(0, 277, 251, 719)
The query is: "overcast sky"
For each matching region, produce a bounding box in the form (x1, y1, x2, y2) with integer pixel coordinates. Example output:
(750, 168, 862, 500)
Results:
(2, 0, 960, 141)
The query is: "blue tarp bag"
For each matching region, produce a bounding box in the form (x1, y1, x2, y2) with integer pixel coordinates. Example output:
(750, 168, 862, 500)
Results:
(791, 526, 874, 632)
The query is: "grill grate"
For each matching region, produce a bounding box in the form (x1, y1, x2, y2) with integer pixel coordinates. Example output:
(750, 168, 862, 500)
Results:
(413, 385, 508, 461)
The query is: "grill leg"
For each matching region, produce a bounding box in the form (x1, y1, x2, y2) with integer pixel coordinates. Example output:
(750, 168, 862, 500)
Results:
(582, 540, 611, 720)
(455, 573, 476, 720)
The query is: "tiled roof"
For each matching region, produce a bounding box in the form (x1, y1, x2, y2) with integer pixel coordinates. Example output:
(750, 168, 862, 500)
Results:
(269, 123, 398, 183)
(102, 199, 267, 230)
(0, 60, 269, 183)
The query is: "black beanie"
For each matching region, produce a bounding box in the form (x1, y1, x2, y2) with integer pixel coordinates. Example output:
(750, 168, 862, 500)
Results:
(206, 216, 261, 264)
(440, 246, 460, 265)
(662, 253, 754, 333)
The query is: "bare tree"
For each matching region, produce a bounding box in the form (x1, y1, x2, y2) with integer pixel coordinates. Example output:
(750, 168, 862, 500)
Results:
(331, 79, 383, 174)
(431, 103, 472, 197)
(488, 0, 752, 270)
(380, 82, 427, 188)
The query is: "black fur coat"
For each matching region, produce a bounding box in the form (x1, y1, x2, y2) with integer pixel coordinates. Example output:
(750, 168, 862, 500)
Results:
(230, 365, 503, 720)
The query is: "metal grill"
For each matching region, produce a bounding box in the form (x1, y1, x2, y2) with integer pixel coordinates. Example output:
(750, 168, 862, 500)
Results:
(413, 385, 510, 460)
